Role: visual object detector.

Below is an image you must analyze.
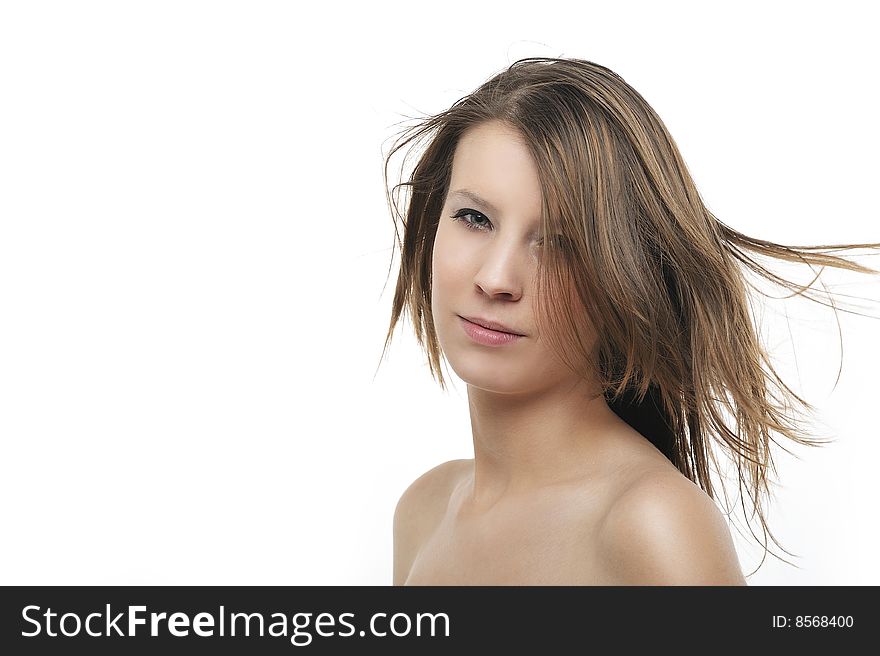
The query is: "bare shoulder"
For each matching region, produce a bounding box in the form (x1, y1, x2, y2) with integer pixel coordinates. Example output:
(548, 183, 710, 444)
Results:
(595, 468, 747, 585)
(392, 459, 469, 585)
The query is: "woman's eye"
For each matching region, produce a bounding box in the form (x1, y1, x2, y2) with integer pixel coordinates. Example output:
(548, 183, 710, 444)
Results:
(451, 209, 571, 252)
(450, 208, 491, 231)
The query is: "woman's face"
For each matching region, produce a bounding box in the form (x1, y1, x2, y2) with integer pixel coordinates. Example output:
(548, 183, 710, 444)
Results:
(431, 120, 595, 395)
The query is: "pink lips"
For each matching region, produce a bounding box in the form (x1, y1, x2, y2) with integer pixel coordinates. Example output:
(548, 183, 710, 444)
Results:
(459, 316, 524, 346)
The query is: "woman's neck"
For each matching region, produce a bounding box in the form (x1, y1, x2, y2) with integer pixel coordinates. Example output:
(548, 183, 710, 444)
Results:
(463, 379, 621, 512)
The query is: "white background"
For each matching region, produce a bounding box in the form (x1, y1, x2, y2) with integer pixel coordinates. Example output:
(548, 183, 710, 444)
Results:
(1, 0, 877, 585)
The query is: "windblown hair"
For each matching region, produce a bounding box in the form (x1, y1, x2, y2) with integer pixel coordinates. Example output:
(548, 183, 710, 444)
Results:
(378, 57, 879, 575)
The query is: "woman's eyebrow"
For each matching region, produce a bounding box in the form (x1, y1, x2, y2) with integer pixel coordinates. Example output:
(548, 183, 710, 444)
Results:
(448, 189, 500, 215)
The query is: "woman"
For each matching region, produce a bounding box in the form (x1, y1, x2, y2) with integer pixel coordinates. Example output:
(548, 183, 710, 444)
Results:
(379, 57, 879, 585)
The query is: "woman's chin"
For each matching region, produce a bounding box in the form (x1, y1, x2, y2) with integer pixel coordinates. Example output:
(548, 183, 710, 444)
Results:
(447, 361, 532, 394)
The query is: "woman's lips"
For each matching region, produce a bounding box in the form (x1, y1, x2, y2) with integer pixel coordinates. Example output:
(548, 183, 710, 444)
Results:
(459, 316, 524, 346)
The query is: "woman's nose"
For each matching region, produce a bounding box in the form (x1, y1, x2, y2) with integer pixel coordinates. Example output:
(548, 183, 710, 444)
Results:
(472, 241, 527, 300)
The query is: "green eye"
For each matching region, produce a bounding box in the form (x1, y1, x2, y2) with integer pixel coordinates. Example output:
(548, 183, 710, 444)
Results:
(451, 208, 491, 232)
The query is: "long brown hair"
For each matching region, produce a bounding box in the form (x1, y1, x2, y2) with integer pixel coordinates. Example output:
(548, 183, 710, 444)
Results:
(377, 57, 880, 575)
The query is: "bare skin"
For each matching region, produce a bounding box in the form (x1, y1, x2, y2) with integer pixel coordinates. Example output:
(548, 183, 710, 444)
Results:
(393, 119, 747, 585)
(397, 422, 697, 586)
